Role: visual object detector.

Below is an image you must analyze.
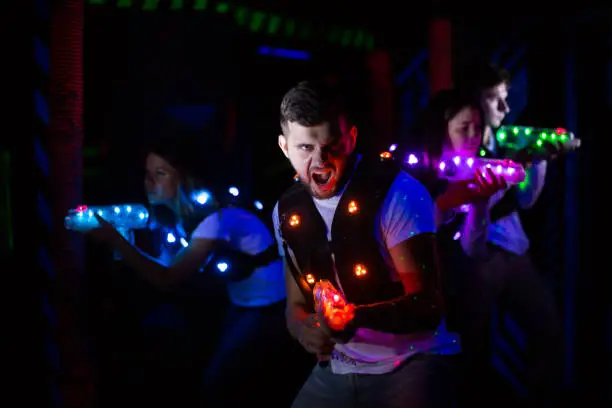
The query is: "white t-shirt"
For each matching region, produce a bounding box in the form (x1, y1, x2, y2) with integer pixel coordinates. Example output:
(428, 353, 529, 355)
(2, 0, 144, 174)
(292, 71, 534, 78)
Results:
(272, 168, 461, 375)
(192, 207, 286, 308)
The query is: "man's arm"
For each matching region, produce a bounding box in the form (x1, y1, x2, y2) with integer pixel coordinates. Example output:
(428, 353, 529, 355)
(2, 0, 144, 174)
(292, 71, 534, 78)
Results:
(272, 203, 310, 338)
(517, 160, 547, 209)
(340, 172, 444, 335)
(284, 259, 311, 340)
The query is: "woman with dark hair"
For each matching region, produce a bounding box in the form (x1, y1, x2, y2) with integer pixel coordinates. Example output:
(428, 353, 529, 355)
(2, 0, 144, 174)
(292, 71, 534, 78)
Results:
(400, 89, 507, 226)
(86, 135, 291, 407)
(399, 88, 512, 406)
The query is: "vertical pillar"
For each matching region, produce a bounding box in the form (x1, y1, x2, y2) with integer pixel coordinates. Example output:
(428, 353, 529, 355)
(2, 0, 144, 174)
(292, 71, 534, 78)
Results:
(428, 18, 452, 95)
(366, 51, 394, 151)
(34, 0, 61, 406)
(46, 0, 93, 407)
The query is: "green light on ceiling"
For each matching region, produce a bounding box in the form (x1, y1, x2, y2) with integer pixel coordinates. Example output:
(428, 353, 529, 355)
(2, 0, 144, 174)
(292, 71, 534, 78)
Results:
(142, 0, 157, 10)
(250, 11, 266, 32)
(267, 15, 281, 34)
(193, 0, 208, 10)
(284, 19, 296, 37)
(353, 31, 364, 47)
(340, 30, 352, 47)
(216, 2, 229, 13)
(170, 0, 184, 10)
(88, 0, 376, 51)
(234, 7, 248, 26)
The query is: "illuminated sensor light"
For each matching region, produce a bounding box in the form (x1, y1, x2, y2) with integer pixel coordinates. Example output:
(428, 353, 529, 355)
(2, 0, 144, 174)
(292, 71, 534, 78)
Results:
(305, 273, 315, 285)
(216, 262, 229, 272)
(354, 264, 367, 277)
(180, 237, 189, 247)
(192, 190, 211, 205)
(254, 200, 264, 210)
(380, 151, 392, 160)
(167, 232, 176, 243)
(496, 125, 574, 150)
(347, 200, 358, 214)
(288, 214, 300, 227)
(228, 186, 239, 197)
(403, 153, 526, 185)
(65, 204, 149, 231)
(389, 144, 397, 152)
(258, 46, 311, 60)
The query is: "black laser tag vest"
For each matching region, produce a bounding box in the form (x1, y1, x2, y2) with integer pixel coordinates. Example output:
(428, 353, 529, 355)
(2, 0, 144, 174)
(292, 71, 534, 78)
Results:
(278, 158, 405, 308)
(198, 207, 280, 283)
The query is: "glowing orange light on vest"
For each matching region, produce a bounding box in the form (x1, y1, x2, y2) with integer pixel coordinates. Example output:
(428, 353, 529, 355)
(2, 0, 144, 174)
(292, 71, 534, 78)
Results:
(380, 151, 392, 159)
(288, 214, 300, 227)
(348, 200, 358, 214)
(354, 264, 367, 277)
(305, 273, 315, 285)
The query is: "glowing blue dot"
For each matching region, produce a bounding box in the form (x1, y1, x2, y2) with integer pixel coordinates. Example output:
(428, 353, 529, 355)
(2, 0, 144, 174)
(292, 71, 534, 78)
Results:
(193, 191, 210, 205)
(166, 232, 176, 243)
(228, 187, 239, 197)
(217, 262, 228, 272)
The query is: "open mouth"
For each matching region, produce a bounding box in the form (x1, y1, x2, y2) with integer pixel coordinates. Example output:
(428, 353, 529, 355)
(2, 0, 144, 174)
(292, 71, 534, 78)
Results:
(311, 169, 333, 187)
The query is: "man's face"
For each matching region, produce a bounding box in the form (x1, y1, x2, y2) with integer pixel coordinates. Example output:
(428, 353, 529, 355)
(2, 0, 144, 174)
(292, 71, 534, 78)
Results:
(278, 116, 356, 199)
(480, 82, 510, 128)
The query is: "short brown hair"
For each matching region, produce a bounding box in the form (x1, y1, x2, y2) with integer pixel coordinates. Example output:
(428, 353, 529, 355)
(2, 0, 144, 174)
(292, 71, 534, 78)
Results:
(454, 61, 511, 96)
(279, 80, 347, 135)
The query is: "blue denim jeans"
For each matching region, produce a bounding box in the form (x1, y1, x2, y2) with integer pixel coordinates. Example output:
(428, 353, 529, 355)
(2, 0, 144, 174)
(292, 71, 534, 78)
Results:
(290, 353, 458, 408)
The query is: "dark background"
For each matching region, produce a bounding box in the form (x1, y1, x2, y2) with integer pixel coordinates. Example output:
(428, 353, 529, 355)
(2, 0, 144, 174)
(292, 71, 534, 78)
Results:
(4, 1, 608, 407)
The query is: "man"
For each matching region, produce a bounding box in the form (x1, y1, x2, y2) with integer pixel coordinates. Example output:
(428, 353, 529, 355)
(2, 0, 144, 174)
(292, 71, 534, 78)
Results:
(456, 62, 548, 255)
(272, 80, 460, 408)
(454, 62, 572, 407)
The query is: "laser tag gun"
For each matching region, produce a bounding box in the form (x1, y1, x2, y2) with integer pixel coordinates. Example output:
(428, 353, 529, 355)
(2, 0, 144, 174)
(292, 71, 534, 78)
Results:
(313, 280, 355, 331)
(64, 204, 149, 232)
(401, 152, 526, 185)
(494, 125, 579, 153)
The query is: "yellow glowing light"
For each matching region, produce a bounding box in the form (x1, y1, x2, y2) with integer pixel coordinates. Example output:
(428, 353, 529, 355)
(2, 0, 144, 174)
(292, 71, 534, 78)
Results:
(354, 264, 367, 277)
(380, 151, 392, 159)
(348, 200, 358, 214)
(289, 214, 300, 227)
(305, 273, 315, 285)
